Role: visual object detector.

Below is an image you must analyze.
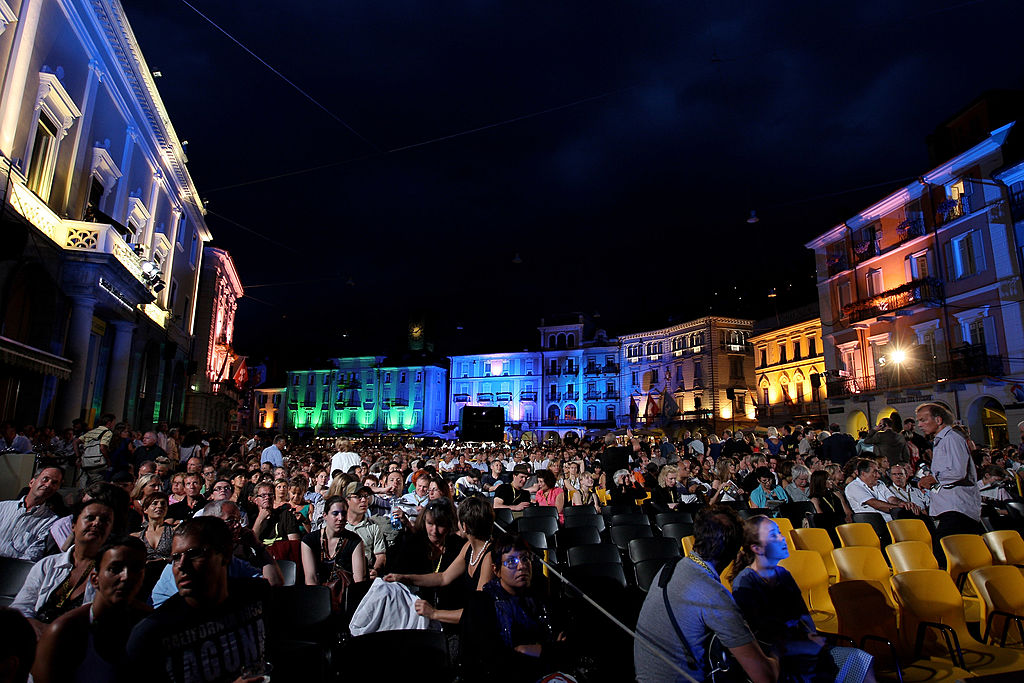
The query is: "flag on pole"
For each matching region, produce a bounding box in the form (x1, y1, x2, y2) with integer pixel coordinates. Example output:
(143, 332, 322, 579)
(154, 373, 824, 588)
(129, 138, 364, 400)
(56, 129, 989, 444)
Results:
(644, 388, 660, 423)
(232, 358, 248, 386)
(662, 384, 679, 424)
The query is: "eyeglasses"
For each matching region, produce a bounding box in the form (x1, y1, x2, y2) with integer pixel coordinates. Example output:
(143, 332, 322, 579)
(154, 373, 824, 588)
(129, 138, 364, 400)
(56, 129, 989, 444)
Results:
(254, 493, 271, 499)
(171, 545, 212, 566)
(347, 493, 371, 500)
(212, 485, 232, 492)
(222, 516, 242, 527)
(502, 555, 532, 570)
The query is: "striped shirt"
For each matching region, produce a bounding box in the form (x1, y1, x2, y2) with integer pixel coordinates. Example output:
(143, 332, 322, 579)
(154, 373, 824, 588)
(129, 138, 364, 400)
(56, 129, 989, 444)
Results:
(0, 497, 58, 561)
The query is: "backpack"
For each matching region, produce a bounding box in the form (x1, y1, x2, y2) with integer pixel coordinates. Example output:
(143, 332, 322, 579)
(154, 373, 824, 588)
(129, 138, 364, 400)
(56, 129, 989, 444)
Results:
(81, 428, 111, 469)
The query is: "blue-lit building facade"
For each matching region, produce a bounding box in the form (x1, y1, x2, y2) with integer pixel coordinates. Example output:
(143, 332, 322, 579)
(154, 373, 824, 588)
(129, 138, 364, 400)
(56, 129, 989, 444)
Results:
(449, 351, 542, 436)
(283, 356, 448, 434)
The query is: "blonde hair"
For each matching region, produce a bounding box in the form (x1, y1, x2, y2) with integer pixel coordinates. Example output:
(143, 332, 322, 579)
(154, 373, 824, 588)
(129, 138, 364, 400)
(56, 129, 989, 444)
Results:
(131, 473, 161, 501)
(657, 464, 679, 488)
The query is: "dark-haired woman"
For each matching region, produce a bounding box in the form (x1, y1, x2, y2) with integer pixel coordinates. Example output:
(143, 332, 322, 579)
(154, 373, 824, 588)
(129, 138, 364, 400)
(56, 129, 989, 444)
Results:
(300, 496, 366, 590)
(385, 495, 495, 625)
(731, 515, 875, 683)
(534, 470, 565, 523)
(809, 469, 852, 524)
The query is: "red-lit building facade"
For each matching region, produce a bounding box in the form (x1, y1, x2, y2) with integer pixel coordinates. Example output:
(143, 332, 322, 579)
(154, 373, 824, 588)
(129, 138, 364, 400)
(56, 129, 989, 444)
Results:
(806, 123, 1024, 446)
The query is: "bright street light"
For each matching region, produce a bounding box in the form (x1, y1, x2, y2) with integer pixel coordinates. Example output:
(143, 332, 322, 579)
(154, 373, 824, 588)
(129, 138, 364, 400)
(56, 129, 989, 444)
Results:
(891, 349, 907, 364)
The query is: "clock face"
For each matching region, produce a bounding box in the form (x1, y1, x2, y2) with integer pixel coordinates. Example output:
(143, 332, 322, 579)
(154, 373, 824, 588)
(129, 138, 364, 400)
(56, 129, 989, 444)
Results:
(411, 326, 422, 337)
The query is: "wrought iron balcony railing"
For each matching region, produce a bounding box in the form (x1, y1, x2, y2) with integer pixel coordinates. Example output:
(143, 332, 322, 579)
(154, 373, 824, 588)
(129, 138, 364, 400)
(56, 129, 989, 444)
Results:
(840, 277, 943, 324)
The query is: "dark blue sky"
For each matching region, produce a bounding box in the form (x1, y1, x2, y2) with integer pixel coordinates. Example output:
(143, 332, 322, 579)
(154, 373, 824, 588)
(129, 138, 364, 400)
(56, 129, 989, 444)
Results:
(124, 0, 1024, 366)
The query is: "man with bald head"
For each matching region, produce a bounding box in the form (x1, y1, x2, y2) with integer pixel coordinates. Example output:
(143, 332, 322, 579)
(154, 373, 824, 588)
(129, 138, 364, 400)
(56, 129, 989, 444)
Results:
(132, 431, 165, 470)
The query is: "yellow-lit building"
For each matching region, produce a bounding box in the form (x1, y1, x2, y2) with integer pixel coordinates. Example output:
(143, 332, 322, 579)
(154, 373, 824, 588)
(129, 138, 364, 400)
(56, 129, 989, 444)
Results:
(750, 315, 828, 429)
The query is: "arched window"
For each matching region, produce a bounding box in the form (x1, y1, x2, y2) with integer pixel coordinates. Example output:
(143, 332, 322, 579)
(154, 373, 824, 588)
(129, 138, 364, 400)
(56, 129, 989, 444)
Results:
(557, 333, 566, 348)
(564, 404, 577, 421)
(567, 333, 575, 348)
(587, 405, 596, 421)
(548, 405, 560, 421)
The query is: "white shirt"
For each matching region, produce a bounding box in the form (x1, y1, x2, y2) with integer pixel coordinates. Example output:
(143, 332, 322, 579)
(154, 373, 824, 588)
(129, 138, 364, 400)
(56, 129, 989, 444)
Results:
(330, 451, 362, 476)
(844, 477, 894, 522)
(0, 497, 57, 561)
(928, 426, 982, 521)
(10, 546, 97, 619)
(886, 483, 929, 510)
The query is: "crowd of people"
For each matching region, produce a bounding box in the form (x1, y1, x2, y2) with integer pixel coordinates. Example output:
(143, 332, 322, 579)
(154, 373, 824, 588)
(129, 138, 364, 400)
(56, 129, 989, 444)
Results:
(0, 400, 1019, 682)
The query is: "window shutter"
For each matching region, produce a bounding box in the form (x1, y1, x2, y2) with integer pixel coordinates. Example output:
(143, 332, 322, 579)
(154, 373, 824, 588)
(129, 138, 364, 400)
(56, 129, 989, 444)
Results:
(971, 230, 986, 274)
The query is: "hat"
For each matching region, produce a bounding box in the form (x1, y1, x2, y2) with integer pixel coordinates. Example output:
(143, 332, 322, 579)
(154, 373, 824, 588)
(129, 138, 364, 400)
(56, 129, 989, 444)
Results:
(512, 464, 532, 475)
(344, 482, 373, 498)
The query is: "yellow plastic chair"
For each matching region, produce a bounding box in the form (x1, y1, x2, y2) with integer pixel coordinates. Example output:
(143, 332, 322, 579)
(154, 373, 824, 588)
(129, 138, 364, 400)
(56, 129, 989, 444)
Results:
(833, 546, 894, 605)
(772, 517, 796, 552)
(888, 518, 932, 545)
(887, 541, 940, 574)
(830, 579, 972, 682)
(837, 522, 882, 550)
(791, 527, 838, 584)
(779, 549, 837, 633)
(968, 565, 1024, 647)
(940, 534, 992, 592)
(720, 561, 734, 592)
(982, 530, 1024, 566)
(681, 535, 695, 557)
(891, 569, 1024, 674)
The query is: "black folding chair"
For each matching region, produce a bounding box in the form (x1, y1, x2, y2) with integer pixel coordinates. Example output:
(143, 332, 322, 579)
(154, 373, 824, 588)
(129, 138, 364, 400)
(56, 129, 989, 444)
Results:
(739, 507, 771, 520)
(518, 529, 549, 552)
(610, 512, 648, 526)
(610, 523, 653, 551)
(567, 562, 627, 588)
(522, 506, 559, 520)
(0, 558, 33, 608)
(563, 505, 598, 517)
(518, 515, 558, 538)
(555, 527, 602, 563)
(341, 629, 450, 676)
(567, 543, 621, 567)
(277, 559, 297, 587)
(634, 557, 672, 592)
(492, 507, 515, 530)
(563, 514, 605, 533)
(654, 511, 693, 530)
(852, 512, 893, 546)
(627, 537, 681, 565)
(661, 522, 695, 541)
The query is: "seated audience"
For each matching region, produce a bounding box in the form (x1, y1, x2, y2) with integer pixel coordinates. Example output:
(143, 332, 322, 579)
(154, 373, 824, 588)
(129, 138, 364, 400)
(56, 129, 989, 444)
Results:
(0, 467, 63, 561)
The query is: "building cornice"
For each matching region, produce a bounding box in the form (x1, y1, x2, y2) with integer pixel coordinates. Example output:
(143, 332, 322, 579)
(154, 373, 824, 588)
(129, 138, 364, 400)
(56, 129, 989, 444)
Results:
(619, 316, 753, 341)
(204, 247, 243, 298)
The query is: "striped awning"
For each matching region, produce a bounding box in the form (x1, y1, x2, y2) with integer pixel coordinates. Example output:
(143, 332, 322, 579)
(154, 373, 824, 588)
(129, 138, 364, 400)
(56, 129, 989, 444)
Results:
(0, 335, 72, 380)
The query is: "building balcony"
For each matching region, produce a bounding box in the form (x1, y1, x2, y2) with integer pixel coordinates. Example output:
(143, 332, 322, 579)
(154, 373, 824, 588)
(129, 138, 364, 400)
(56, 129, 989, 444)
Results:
(384, 397, 409, 408)
(540, 418, 613, 428)
(521, 390, 538, 402)
(547, 392, 560, 402)
(604, 390, 620, 400)
(546, 367, 561, 376)
(583, 391, 602, 401)
(563, 390, 579, 401)
(496, 391, 513, 402)
(895, 217, 925, 245)
(564, 365, 578, 375)
(334, 401, 349, 410)
(840, 277, 944, 324)
(583, 365, 602, 376)
(720, 342, 753, 354)
(453, 393, 470, 403)
(826, 350, 1008, 397)
(288, 402, 298, 410)
(603, 362, 620, 374)
(935, 195, 980, 227)
(853, 240, 878, 263)
(477, 392, 494, 403)
(827, 253, 850, 277)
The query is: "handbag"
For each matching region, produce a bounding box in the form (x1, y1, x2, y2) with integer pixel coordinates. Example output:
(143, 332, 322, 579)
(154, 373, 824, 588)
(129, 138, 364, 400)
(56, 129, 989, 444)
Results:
(321, 530, 353, 612)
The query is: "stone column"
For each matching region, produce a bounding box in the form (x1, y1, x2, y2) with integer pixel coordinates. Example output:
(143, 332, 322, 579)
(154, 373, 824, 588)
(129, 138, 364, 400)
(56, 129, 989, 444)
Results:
(56, 295, 96, 428)
(103, 320, 135, 420)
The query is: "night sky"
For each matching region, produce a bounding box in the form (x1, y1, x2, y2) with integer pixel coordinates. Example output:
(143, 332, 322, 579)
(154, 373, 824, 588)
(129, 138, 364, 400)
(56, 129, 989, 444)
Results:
(123, 0, 1024, 371)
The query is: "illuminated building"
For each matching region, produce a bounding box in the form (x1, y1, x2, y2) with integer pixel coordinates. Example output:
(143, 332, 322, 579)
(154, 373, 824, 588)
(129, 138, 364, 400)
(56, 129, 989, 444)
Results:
(749, 309, 827, 428)
(806, 122, 1024, 445)
(254, 388, 286, 432)
(537, 314, 621, 440)
(284, 356, 448, 433)
(449, 351, 542, 438)
(0, 0, 209, 428)
(619, 316, 756, 434)
(184, 247, 244, 435)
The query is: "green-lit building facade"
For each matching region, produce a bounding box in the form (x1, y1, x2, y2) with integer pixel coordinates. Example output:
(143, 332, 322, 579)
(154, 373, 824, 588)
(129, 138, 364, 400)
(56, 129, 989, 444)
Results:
(284, 356, 448, 433)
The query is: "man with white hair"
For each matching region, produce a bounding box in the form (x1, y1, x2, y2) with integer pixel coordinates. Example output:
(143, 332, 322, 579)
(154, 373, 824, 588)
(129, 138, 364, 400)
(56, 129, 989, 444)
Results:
(330, 438, 361, 476)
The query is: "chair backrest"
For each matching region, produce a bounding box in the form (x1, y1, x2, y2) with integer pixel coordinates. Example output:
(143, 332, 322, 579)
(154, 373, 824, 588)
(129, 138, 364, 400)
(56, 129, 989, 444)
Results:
(983, 530, 1024, 565)
(654, 511, 693, 530)
(940, 534, 992, 590)
(269, 585, 332, 631)
(660, 522, 695, 541)
(791, 527, 838, 580)
(832, 546, 893, 604)
(518, 516, 559, 538)
(522, 505, 559, 519)
(779, 549, 834, 616)
(887, 518, 931, 545)
(739, 507, 771, 520)
(0, 557, 34, 601)
(627, 536, 681, 565)
(554, 526, 601, 550)
(568, 562, 627, 588)
(851, 512, 893, 545)
(492, 507, 515, 530)
(277, 559, 297, 586)
(344, 629, 449, 673)
(968, 565, 1024, 644)
(563, 514, 605, 532)
(609, 523, 653, 550)
(681, 535, 695, 557)
(567, 543, 621, 567)
(772, 517, 796, 552)
(563, 505, 597, 517)
(891, 569, 974, 644)
(1005, 501, 1024, 522)
(829, 580, 903, 667)
(634, 558, 672, 592)
(610, 512, 647, 526)
(836, 522, 881, 550)
(885, 541, 938, 574)
(519, 529, 549, 551)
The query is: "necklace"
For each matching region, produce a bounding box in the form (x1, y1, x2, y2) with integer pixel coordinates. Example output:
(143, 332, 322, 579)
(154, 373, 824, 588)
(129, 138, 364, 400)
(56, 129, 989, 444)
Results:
(468, 540, 490, 567)
(688, 553, 719, 581)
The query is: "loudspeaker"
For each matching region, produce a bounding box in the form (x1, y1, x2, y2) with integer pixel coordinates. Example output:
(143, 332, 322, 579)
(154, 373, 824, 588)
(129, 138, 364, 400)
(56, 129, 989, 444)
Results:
(810, 374, 821, 388)
(726, 388, 736, 400)
(459, 406, 505, 442)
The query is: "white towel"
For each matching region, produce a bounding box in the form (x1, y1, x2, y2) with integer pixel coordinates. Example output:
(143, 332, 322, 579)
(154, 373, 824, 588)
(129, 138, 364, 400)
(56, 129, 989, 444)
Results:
(348, 578, 429, 636)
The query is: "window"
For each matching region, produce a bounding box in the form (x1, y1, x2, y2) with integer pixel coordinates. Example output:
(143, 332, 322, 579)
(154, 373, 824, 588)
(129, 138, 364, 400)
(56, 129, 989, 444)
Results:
(322, 374, 329, 384)
(177, 216, 188, 246)
(796, 381, 804, 402)
(484, 363, 491, 376)
(400, 371, 407, 383)
(907, 249, 930, 280)
(778, 343, 787, 364)
(502, 360, 509, 375)
(763, 387, 769, 405)
(169, 279, 178, 308)
(651, 369, 659, 384)
(526, 359, 534, 375)
(792, 339, 802, 361)
(676, 365, 683, 380)
(384, 372, 391, 383)
(606, 405, 615, 422)
(26, 112, 59, 199)
(308, 374, 314, 385)
(189, 231, 199, 267)
(951, 230, 986, 279)
(274, 394, 281, 406)
(866, 268, 883, 297)
(292, 376, 299, 386)
(729, 357, 744, 379)
(26, 73, 80, 202)
(631, 371, 638, 386)
(968, 319, 986, 348)
(808, 337, 817, 356)
(759, 348, 767, 367)
(415, 371, 422, 382)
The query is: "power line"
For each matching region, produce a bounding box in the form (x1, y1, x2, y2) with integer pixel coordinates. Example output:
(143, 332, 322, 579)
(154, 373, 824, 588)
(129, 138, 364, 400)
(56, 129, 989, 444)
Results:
(205, 210, 301, 254)
(177, 0, 380, 153)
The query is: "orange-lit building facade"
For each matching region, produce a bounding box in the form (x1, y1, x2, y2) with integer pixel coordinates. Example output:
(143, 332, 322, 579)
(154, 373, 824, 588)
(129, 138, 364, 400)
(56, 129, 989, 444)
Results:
(750, 317, 827, 428)
(806, 122, 1024, 445)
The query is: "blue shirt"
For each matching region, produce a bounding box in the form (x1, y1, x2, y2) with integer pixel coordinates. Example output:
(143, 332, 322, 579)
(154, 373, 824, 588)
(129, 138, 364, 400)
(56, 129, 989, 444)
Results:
(150, 557, 262, 607)
(260, 444, 283, 467)
(749, 484, 789, 509)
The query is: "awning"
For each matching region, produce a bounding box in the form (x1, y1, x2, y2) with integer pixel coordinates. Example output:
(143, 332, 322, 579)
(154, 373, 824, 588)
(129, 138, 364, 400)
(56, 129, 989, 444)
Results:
(0, 335, 72, 380)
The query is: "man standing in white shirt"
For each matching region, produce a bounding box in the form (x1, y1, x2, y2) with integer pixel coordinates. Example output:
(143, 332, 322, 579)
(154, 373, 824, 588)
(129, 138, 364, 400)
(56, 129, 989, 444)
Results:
(916, 403, 983, 538)
(844, 458, 914, 522)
